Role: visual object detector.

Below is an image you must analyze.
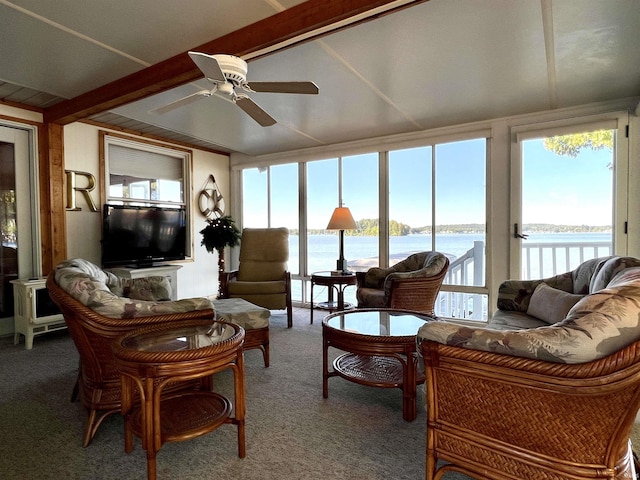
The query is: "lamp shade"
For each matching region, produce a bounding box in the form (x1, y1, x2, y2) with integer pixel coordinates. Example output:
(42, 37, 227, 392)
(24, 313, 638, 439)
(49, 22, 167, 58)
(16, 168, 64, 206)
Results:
(326, 207, 357, 230)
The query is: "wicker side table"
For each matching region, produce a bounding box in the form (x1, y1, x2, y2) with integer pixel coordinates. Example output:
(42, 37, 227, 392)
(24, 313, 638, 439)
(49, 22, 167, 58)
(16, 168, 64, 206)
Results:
(113, 320, 246, 480)
(322, 309, 430, 421)
(310, 271, 357, 324)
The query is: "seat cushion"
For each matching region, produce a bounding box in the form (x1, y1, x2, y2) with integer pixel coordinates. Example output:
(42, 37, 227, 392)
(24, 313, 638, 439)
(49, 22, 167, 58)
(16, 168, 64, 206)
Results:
(227, 280, 287, 295)
(356, 287, 388, 309)
(420, 272, 640, 363)
(489, 310, 548, 330)
(55, 258, 212, 319)
(211, 297, 270, 329)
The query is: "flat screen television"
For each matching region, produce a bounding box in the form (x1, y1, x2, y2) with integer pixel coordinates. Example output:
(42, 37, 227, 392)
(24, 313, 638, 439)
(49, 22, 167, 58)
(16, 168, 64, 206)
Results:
(101, 204, 186, 268)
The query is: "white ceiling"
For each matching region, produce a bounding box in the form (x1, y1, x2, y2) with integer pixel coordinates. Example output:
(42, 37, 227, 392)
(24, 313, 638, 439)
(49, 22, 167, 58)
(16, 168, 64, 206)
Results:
(1, 0, 639, 158)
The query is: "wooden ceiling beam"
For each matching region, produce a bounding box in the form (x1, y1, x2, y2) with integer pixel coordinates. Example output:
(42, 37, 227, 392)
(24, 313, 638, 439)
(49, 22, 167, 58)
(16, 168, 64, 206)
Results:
(43, 0, 427, 125)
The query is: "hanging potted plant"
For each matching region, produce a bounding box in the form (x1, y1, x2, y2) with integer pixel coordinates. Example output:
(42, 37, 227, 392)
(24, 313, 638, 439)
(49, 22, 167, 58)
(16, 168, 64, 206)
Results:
(200, 215, 241, 298)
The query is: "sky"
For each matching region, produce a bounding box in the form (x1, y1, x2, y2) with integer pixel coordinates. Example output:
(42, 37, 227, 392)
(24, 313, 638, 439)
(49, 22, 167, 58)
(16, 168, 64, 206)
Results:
(242, 132, 614, 229)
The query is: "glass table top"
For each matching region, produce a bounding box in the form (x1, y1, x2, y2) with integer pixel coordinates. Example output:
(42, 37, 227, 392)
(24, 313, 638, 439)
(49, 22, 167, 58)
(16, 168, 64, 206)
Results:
(324, 309, 431, 337)
(121, 322, 237, 353)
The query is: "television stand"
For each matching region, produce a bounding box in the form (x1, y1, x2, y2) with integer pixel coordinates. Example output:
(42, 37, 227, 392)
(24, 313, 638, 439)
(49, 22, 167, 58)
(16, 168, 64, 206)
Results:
(107, 265, 182, 300)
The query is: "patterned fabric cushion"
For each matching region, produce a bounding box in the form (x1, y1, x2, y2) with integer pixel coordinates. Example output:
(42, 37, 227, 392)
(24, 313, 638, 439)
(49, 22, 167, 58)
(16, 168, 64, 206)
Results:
(526, 282, 583, 325)
(361, 251, 447, 296)
(495, 256, 632, 313)
(487, 310, 548, 330)
(55, 258, 212, 319)
(211, 297, 270, 329)
(355, 287, 388, 308)
(495, 273, 574, 312)
(589, 257, 640, 292)
(418, 267, 640, 364)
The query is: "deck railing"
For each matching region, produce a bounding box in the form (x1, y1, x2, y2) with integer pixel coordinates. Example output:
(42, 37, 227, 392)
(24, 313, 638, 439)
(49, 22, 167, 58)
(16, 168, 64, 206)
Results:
(438, 240, 611, 320)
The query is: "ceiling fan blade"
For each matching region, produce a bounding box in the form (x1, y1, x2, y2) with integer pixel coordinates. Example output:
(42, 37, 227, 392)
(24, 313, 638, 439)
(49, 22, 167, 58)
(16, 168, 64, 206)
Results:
(188, 51, 226, 83)
(235, 96, 276, 127)
(150, 90, 211, 114)
(245, 81, 319, 94)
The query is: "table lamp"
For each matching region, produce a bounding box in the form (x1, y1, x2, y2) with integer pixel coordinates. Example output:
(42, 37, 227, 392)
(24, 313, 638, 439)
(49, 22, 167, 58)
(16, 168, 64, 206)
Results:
(326, 206, 357, 273)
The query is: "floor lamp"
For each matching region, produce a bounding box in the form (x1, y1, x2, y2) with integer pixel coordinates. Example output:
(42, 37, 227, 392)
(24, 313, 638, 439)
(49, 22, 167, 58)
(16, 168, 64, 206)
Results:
(326, 206, 357, 274)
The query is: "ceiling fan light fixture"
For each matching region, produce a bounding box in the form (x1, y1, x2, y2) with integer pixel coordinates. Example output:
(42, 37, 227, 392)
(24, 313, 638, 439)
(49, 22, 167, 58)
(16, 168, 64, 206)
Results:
(212, 54, 248, 85)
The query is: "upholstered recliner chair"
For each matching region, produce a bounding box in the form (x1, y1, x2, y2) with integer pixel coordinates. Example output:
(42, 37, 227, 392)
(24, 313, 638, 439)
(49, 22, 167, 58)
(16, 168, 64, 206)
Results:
(223, 227, 293, 327)
(417, 256, 640, 480)
(355, 251, 449, 315)
(47, 258, 214, 447)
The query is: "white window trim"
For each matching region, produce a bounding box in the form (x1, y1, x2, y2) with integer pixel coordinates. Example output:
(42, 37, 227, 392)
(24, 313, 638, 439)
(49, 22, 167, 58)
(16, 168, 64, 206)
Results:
(509, 111, 629, 277)
(100, 131, 193, 259)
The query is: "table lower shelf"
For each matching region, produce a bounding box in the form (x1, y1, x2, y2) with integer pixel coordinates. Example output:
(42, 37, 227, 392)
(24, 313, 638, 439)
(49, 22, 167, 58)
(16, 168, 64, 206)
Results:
(316, 301, 354, 311)
(129, 390, 232, 444)
(333, 353, 425, 388)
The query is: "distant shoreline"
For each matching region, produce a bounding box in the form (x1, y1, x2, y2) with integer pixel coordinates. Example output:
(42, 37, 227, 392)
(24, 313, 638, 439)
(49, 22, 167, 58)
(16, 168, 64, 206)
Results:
(294, 223, 612, 236)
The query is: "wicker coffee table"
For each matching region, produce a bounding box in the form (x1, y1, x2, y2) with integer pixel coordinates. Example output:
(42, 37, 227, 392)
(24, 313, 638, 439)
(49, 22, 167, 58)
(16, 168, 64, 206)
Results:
(322, 308, 431, 421)
(113, 319, 246, 480)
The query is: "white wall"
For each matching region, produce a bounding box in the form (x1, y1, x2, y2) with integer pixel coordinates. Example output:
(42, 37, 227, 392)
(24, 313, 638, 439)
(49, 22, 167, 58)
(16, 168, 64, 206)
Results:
(62, 122, 230, 299)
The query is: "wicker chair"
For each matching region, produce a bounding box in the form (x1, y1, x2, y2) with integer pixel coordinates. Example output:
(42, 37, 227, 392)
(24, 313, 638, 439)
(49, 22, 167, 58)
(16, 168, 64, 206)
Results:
(47, 259, 215, 447)
(417, 264, 640, 480)
(355, 251, 449, 315)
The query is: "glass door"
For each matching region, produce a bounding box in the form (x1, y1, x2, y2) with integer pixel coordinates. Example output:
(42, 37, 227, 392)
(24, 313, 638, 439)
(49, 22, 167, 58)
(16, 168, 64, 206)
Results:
(0, 125, 35, 333)
(512, 118, 626, 280)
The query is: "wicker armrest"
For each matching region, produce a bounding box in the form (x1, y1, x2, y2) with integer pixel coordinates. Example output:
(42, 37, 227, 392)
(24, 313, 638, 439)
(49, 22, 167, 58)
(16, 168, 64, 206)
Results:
(420, 330, 640, 480)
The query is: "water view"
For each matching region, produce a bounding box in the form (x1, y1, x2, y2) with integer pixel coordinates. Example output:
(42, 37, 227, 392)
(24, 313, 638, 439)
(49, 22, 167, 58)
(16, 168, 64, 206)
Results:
(289, 231, 611, 319)
(289, 232, 611, 276)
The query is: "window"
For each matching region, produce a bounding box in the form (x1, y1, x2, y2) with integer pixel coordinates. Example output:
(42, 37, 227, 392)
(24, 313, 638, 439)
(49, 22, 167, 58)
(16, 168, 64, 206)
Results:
(389, 137, 488, 320)
(238, 135, 487, 319)
(100, 132, 192, 256)
(241, 164, 301, 298)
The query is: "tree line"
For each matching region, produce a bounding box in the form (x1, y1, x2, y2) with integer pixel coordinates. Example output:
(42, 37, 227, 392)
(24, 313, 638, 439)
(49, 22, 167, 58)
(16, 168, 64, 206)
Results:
(293, 221, 611, 236)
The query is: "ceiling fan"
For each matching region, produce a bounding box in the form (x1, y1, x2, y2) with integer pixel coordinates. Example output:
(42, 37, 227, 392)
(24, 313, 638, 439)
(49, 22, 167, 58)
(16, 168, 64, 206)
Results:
(151, 51, 319, 127)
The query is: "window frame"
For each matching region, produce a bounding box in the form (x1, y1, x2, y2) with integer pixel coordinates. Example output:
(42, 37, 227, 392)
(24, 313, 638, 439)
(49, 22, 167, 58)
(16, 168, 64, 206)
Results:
(99, 131, 193, 259)
(509, 112, 629, 278)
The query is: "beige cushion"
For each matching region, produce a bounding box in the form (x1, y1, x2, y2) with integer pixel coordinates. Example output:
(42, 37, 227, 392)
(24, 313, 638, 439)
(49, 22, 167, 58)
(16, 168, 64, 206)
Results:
(526, 282, 583, 325)
(237, 227, 289, 282)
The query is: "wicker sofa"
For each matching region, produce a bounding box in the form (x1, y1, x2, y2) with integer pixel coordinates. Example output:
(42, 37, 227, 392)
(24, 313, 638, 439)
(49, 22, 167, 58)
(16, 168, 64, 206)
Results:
(417, 255, 640, 479)
(47, 258, 214, 447)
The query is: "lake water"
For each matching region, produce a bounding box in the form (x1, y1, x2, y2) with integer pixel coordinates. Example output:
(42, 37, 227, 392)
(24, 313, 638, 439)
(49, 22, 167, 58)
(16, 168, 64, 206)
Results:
(289, 232, 612, 275)
(289, 232, 612, 311)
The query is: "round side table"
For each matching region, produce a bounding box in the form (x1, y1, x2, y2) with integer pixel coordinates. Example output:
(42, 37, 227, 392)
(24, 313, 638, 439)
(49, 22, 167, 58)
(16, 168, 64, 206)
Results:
(322, 308, 430, 421)
(310, 271, 357, 324)
(113, 319, 245, 480)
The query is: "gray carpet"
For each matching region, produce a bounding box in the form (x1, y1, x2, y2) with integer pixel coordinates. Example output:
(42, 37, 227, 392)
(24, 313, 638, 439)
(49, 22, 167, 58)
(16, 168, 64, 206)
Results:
(2, 309, 637, 479)
(1, 308, 453, 480)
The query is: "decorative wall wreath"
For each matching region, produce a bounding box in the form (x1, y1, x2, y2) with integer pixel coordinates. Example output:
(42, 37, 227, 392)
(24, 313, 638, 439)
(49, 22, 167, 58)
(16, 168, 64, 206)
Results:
(198, 174, 225, 218)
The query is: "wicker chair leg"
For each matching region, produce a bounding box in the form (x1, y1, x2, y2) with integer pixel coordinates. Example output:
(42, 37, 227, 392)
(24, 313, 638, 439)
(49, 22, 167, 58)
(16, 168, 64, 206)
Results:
(70, 376, 80, 403)
(82, 408, 119, 447)
(262, 342, 270, 367)
(71, 362, 81, 402)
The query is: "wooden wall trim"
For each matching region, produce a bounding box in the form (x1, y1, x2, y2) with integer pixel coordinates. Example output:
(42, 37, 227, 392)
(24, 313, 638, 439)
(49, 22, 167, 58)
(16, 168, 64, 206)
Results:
(40, 123, 66, 274)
